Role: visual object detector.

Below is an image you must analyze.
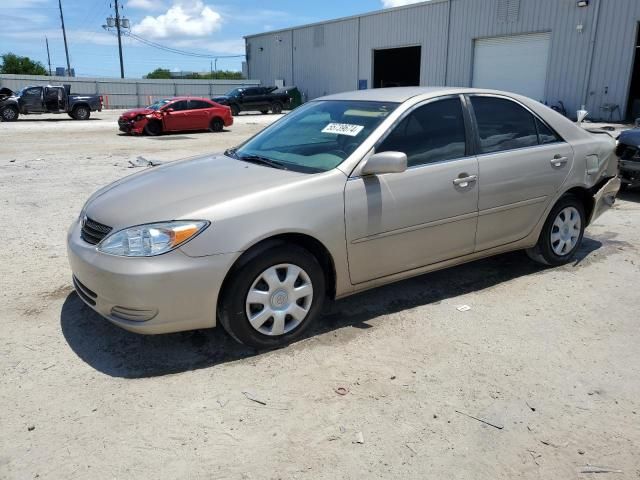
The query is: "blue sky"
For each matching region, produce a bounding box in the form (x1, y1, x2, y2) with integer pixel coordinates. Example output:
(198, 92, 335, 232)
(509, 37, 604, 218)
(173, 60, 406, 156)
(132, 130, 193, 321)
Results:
(1, 0, 422, 78)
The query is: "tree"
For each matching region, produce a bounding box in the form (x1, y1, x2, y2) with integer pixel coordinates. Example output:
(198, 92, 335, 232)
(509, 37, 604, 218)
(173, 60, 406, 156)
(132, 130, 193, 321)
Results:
(145, 68, 172, 79)
(0, 53, 48, 75)
(144, 68, 243, 80)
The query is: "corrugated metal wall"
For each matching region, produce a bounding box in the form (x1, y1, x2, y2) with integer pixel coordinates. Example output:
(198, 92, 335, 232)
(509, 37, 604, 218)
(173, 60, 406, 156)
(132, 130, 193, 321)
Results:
(293, 19, 359, 99)
(246, 0, 640, 120)
(0, 74, 260, 109)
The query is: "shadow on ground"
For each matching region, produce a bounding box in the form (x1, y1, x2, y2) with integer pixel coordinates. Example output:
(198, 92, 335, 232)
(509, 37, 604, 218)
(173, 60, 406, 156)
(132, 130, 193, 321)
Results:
(61, 238, 602, 379)
(14, 117, 101, 123)
(618, 187, 640, 202)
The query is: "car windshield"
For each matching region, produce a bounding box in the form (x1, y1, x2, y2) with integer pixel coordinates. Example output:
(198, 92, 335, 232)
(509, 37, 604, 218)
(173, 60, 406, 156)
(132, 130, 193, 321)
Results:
(147, 99, 172, 110)
(225, 88, 244, 96)
(230, 100, 398, 173)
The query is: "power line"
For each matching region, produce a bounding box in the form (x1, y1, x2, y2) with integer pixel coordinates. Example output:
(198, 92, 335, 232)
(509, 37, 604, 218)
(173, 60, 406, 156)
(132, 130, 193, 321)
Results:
(103, 27, 244, 59)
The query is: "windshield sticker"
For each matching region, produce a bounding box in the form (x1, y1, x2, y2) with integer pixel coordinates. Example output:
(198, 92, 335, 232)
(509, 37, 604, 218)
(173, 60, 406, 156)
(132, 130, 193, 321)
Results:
(322, 123, 365, 137)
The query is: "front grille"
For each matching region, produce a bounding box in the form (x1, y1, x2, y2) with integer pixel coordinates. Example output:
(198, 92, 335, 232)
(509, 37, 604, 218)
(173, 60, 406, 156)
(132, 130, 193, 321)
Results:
(616, 144, 640, 162)
(81, 217, 112, 245)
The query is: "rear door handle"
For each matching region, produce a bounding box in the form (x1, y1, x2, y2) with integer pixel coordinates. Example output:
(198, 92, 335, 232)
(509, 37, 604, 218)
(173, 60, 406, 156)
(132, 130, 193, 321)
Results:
(551, 155, 568, 167)
(453, 174, 477, 188)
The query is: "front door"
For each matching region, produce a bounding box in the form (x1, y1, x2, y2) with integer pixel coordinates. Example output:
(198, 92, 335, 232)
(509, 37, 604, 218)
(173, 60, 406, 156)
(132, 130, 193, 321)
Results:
(161, 100, 190, 131)
(20, 86, 44, 112)
(345, 96, 479, 284)
(468, 95, 574, 251)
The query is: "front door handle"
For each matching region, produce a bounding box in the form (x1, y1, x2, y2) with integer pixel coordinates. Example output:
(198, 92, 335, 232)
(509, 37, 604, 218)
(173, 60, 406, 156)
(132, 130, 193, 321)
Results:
(453, 174, 478, 188)
(551, 155, 568, 167)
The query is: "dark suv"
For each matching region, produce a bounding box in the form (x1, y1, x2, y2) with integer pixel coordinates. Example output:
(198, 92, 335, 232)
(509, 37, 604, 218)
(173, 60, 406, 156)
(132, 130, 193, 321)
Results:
(212, 86, 291, 116)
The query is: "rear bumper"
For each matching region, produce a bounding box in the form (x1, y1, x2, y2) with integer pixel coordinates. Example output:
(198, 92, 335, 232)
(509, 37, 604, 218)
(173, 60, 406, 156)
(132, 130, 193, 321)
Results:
(66, 218, 240, 334)
(590, 176, 621, 224)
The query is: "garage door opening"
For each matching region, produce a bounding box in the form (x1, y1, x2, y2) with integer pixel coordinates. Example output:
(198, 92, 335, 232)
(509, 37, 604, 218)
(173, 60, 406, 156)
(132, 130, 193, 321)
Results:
(626, 23, 640, 121)
(373, 46, 421, 89)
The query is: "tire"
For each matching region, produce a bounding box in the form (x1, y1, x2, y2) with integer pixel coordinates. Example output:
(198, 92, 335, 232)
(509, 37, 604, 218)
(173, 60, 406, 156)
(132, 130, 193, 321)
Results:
(144, 120, 163, 136)
(219, 244, 326, 349)
(72, 105, 90, 120)
(209, 117, 223, 132)
(271, 102, 283, 114)
(526, 194, 586, 266)
(260, 110, 269, 115)
(1, 106, 19, 122)
(230, 104, 240, 116)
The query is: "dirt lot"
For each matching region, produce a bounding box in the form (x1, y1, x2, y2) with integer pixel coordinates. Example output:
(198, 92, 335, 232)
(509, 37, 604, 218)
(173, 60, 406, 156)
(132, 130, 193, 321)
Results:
(1, 110, 639, 479)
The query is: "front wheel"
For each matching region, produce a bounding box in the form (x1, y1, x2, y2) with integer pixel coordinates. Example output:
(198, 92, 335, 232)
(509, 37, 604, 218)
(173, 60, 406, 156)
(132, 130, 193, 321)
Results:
(230, 104, 240, 116)
(270, 102, 283, 114)
(144, 120, 162, 136)
(1, 106, 19, 122)
(219, 244, 325, 349)
(526, 194, 586, 266)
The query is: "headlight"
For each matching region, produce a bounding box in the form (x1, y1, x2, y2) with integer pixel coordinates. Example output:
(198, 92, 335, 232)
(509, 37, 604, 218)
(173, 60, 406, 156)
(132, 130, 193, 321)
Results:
(97, 220, 209, 257)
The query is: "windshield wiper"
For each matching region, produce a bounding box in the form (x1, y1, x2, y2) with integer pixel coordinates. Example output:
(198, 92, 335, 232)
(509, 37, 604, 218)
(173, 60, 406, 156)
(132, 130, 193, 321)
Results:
(237, 154, 289, 170)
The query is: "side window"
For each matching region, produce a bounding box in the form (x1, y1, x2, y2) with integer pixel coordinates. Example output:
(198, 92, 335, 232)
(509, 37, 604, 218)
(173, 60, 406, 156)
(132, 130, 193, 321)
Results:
(190, 100, 212, 109)
(24, 87, 42, 97)
(377, 97, 467, 167)
(536, 118, 561, 144)
(471, 96, 538, 153)
(170, 100, 189, 111)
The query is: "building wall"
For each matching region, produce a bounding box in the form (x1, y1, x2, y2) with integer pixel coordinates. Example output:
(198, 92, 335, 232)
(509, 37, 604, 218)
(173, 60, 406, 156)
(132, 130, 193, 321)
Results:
(246, 0, 640, 120)
(0, 74, 260, 109)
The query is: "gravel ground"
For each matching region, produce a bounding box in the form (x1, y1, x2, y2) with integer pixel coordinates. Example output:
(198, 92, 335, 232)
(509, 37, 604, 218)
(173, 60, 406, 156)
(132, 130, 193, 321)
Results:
(1, 110, 639, 479)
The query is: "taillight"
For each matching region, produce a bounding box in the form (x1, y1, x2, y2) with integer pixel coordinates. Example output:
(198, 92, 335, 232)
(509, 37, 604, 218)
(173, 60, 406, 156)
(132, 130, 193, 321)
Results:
(99, 96, 103, 105)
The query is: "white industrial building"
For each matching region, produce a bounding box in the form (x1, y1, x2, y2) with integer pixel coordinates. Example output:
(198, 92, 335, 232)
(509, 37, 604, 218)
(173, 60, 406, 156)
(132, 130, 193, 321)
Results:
(245, 0, 640, 121)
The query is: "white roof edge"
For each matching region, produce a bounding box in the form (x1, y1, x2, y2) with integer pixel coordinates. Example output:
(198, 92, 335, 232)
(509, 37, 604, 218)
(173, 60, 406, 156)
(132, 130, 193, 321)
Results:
(243, 0, 449, 39)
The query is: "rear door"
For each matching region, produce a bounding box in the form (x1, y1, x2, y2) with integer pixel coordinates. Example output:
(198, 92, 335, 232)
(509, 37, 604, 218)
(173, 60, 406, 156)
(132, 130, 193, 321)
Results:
(469, 94, 574, 251)
(345, 96, 479, 284)
(20, 86, 44, 112)
(188, 100, 213, 129)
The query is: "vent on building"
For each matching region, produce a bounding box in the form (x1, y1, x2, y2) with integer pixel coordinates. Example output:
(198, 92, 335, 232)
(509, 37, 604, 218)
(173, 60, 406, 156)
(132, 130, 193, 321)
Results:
(497, 0, 520, 22)
(313, 25, 325, 47)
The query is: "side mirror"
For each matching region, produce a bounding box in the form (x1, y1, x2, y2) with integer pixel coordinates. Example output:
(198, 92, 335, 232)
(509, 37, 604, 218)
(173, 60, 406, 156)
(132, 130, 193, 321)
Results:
(164, 108, 174, 114)
(361, 151, 408, 176)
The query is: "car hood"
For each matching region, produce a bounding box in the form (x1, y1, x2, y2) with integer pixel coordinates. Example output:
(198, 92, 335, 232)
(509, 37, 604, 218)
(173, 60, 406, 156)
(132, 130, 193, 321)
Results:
(120, 107, 154, 119)
(84, 153, 308, 229)
(211, 95, 231, 103)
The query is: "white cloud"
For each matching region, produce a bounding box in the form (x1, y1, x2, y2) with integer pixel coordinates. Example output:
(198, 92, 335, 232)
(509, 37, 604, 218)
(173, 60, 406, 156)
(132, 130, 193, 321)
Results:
(132, 1, 222, 40)
(127, 0, 163, 11)
(381, 0, 427, 8)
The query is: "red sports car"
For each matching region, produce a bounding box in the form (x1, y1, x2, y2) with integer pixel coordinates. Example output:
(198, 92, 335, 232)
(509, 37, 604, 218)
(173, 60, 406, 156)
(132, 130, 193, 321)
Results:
(118, 97, 233, 135)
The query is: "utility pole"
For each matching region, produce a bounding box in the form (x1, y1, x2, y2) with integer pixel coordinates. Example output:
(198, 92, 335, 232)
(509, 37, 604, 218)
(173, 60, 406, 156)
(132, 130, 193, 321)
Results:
(45, 37, 52, 76)
(114, 0, 125, 78)
(58, 0, 72, 76)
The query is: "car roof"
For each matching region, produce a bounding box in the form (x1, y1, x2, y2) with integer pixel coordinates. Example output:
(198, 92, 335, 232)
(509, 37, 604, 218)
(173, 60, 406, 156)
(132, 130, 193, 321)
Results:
(316, 86, 545, 103)
(170, 96, 212, 101)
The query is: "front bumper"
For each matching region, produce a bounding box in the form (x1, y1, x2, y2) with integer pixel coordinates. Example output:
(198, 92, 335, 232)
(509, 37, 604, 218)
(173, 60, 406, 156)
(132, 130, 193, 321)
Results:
(118, 117, 146, 135)
(619, 159, 640, 185)
(66, 218, 241, 334)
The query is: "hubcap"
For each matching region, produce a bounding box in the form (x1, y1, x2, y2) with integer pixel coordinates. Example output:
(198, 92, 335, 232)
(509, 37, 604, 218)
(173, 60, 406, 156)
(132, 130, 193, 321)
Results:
(245, 263, 313, 336)
(550, 206, 581, 256)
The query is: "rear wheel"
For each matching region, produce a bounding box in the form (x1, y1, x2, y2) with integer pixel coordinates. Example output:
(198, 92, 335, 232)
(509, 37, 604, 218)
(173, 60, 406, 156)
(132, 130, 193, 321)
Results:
(219, 244, 325, 349)
(144, 120, 163, 136)
(230, 104, 240, 116)
(209, 117, 223, 132)
(526, 194, 586, 266)
(271, 102, 283, 114)
(1, 106, 19, 122)
(72, 105, 90, 120)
